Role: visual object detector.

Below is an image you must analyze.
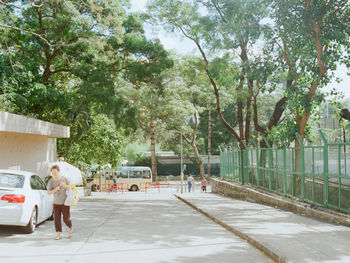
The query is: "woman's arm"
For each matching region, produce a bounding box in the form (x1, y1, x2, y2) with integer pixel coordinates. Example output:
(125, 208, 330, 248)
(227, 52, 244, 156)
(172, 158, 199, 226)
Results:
(48, 186, 60, 195)
(60, 182, 71, 190)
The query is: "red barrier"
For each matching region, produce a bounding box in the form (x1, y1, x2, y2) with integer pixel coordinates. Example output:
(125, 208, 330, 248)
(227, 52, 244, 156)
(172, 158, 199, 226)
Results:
(139, 182, 147, 190)
(98, 183, 129, 194)
(140, 181, 170, 193)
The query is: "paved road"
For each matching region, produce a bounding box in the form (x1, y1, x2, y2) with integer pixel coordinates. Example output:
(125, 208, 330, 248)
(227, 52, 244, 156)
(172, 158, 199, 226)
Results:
(179, 193, 350, 263)
(0, 190, 271, 263)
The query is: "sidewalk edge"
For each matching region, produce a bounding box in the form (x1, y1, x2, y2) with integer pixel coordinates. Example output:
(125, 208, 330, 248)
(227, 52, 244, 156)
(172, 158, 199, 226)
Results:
(174, 194, 287, 263)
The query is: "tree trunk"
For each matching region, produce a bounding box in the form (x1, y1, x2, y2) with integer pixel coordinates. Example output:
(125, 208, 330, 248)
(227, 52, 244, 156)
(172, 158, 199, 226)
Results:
(150, 115, 157, 182)
(340, 108, 350, 121)
(237, 73, 245, 144)
(192, 142, 205, 179)
(237, 101, 244, 141)
(43, 64, 51, 84)
(244, 79, 254, 145)
(199, 160, 205, 180)
(208, 71, 241, 143)
(182, 131, 205, 179)
(207, 106, 211, 178)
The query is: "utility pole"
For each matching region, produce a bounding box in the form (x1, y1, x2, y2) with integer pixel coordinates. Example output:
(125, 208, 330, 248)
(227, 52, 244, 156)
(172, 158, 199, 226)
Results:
(180, 131, 184, 193)
(208, 106, 211, 178)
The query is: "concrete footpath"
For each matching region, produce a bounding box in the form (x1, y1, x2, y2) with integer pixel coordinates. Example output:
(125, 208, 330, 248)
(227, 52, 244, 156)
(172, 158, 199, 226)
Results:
(177, 193, 350, 263)
(0, 190, 271, 263)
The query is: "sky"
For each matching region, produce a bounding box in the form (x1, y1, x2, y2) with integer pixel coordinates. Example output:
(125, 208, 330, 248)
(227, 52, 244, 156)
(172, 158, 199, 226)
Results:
(129, 0, 350, 99)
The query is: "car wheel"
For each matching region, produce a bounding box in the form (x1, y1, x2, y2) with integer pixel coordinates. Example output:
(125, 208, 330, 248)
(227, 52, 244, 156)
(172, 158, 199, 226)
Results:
(24, 207, 37, 234)
(130, 185, 139, 191)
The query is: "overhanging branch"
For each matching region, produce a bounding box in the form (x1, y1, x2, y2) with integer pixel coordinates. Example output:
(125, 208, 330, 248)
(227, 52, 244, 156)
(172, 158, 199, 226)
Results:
(0, 24, 51, 46)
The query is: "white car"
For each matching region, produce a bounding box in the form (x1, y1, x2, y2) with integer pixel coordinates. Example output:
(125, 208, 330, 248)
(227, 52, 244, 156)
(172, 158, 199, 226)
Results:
(0, 169, 53, 233)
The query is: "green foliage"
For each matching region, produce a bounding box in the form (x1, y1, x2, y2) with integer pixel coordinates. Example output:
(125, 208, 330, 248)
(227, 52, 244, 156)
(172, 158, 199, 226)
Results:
(124, 141, 159, 162)
(58, 114, 126, 168)
(147, 0, 287, 147)
(134, 156, 151, 167)
(158, 56, 211, 167)
(268, 0, 350, 143)
(133, 155, 159, 167)
(0, 0, 173, 166)
(148, 0, 350, 147)
(2, 0, 350, 165)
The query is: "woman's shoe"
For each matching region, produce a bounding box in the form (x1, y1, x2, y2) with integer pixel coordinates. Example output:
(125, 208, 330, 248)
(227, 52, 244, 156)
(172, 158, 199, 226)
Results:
(68, 228, 73, 238)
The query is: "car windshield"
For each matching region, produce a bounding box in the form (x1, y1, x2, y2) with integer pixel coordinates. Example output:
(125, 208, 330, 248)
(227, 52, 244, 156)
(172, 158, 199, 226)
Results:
(0, 173, 25, 188)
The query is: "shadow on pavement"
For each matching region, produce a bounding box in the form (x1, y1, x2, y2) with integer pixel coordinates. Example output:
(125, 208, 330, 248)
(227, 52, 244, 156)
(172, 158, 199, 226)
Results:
(0, 225, 24, 237)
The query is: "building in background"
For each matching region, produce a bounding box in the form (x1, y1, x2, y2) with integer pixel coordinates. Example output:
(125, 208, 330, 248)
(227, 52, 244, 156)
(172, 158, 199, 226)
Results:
(144, 151, 220, 177)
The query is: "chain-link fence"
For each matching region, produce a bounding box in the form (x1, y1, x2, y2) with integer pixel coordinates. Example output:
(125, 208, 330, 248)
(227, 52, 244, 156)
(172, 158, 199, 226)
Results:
(157, 162, 220, 177)
(219, 130, 350, 214)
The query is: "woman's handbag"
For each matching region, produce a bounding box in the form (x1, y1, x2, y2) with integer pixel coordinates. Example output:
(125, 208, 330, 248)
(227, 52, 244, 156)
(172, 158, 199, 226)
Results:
(64, 178, 79, 206)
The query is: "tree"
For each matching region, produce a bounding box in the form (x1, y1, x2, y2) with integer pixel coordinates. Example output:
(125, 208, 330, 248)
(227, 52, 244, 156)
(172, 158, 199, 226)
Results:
(147, 0, 288, 149)
(198, 103, 238, 154)
(123, 81, 165, 181)
(0, 1, 53, 44)
(0, 0, 134, 131)
(119, 39, 173, 180)
(57, 114, 126, 168)
(157, 57, 217, 178)
(270, 0, 350, 145)
(0, 1, 173, 167)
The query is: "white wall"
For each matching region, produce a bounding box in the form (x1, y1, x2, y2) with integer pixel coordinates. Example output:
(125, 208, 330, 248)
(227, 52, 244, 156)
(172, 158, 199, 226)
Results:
(0, 132, 57, 176)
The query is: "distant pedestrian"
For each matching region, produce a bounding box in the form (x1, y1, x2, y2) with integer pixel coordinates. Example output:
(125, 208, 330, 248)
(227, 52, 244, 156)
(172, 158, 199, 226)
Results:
(201, 178, 207, 193)
(112, 174, 118, 191)
(187, 175, 194, 193)
(47, 165, 73, 240)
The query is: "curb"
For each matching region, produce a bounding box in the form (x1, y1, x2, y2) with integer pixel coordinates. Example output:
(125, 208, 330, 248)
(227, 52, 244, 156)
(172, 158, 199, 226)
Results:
(174, 194, 287, 263)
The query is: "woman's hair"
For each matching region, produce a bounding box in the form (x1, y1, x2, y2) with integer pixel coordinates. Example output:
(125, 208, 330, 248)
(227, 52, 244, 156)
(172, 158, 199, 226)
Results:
(50, 165, 60, 172)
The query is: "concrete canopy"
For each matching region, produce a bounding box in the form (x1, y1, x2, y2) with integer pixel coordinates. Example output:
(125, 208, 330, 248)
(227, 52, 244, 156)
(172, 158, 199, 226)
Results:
(0, 111, 70, 178)
(0, 111, 69, 138)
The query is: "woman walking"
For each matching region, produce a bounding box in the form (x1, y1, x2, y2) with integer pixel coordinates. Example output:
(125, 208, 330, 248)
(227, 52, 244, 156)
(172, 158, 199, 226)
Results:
(47, 165, 73, 240)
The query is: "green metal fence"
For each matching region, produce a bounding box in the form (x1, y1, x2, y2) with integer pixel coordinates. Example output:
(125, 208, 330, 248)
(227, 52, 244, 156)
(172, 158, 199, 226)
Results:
(219, 130, 350, 214)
